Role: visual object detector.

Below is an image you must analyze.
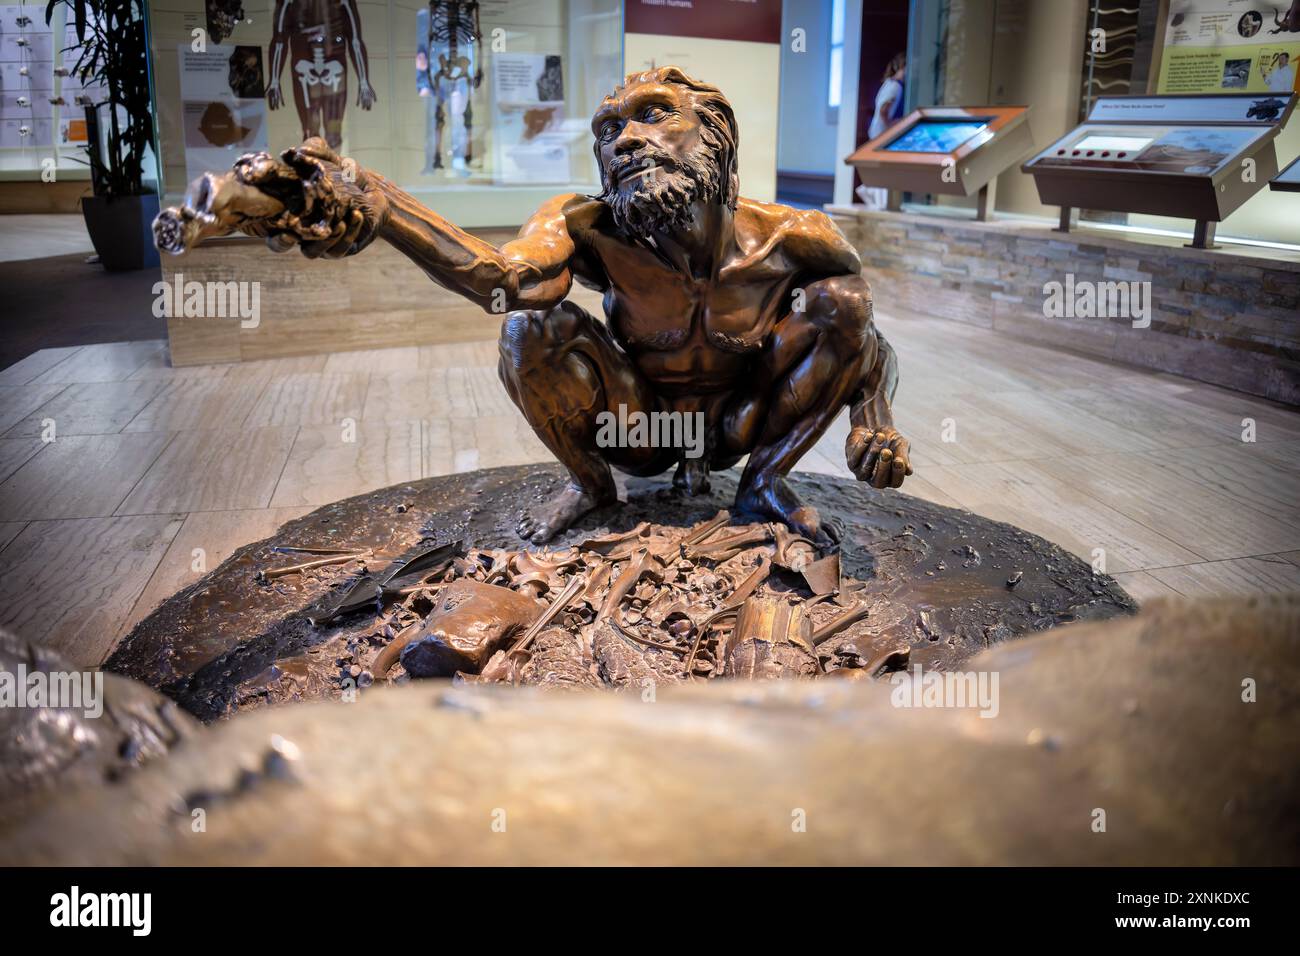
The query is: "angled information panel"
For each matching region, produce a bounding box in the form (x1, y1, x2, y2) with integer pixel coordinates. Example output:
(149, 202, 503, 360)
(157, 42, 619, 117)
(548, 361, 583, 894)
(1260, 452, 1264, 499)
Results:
(845, 105, 1033, 220)
(1023, 92, 1296, 246)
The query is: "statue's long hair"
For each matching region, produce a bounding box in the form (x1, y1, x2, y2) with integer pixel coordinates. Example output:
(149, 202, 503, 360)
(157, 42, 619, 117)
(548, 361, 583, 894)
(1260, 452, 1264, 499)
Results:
(593, 66, 739, 211)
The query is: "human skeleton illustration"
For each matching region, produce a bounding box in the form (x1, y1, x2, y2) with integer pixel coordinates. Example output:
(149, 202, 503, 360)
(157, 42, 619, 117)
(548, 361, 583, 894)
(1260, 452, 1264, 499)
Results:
(267, 0, 375, 149)
(417, 0, 483, 173)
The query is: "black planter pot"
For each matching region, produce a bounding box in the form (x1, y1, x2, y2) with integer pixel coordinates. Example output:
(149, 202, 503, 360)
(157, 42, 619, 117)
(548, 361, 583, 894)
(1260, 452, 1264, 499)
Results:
(81, 193, 162, 272)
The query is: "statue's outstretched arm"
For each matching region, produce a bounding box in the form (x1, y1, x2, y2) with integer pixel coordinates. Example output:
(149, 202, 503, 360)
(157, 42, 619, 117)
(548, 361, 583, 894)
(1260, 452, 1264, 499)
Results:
(153, 139, 575, 313)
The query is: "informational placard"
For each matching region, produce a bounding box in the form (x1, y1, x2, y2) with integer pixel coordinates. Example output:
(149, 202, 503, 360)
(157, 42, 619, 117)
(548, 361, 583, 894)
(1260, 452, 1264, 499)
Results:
(178, 43, 268, 183)
(491, 52, 570, 184)
(1157, 1, 1299, 95)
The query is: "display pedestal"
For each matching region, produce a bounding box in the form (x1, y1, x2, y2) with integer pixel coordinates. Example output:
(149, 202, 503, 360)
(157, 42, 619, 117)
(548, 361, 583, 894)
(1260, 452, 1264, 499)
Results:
(1187, 219, 1219, 250)
(975, 180, 997, 222)
(106, 464, 1135, 721)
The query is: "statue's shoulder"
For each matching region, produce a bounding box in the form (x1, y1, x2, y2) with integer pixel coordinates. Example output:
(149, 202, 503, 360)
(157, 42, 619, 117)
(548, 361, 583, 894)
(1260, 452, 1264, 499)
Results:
(527, 193, 608, 237)
(736, 197, 861, 276)
(515, 193, 606, 245)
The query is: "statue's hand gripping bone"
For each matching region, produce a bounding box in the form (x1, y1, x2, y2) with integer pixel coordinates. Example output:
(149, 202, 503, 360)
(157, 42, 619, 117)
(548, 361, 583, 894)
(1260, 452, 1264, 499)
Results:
(153, 138, 389, 260)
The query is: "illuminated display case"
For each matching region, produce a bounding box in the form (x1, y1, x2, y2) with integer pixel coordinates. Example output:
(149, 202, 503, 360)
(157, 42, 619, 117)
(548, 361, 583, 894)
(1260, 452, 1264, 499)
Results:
(148, 0, 623, 227)
(0, 2, 108, 179)
(844, 105, 1033, 221)
(1023, 92, 1298, 248)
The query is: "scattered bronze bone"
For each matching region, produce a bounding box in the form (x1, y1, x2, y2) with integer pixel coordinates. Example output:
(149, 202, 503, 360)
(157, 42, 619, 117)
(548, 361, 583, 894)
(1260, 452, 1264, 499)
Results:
(371, 620, 423, 679)
(599, 548, 665, 622)
(505, 572, 588, 664)
(687, 524, 772, 561)
(800, 552, 841, 596)
(724, 594, 820, 679)
(811, 601, 872, 646)
(772, 525, 817, 572)
(270, 546, 367, 556)
(259, 551, 369, 581)
(863, 645, 911, 678)
(577, 522, 652, 558)
(306, 514, 888, 693)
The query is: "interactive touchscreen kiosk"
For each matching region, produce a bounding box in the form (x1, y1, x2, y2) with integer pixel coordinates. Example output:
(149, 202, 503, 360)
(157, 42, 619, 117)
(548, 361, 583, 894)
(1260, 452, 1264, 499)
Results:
(1023, 92, 1296, 248)
(845, 106, 1033, 221)
(1271, 154, 1300, 194)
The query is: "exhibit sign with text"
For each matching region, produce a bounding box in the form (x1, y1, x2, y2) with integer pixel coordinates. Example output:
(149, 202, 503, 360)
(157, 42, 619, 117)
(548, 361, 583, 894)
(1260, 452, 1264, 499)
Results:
(179, 43, 269, 184)
(1156, 0, 1299, 95)
(491, 52, 571, 185)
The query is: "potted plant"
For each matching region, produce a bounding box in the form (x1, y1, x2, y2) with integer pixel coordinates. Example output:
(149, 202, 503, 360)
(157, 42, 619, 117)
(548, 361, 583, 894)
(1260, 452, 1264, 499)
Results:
(46, 0, 159, 271)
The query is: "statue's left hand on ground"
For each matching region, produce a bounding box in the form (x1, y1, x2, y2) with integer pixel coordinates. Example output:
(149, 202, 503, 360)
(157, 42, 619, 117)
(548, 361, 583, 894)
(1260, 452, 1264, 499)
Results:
(845, 424, 912, 489)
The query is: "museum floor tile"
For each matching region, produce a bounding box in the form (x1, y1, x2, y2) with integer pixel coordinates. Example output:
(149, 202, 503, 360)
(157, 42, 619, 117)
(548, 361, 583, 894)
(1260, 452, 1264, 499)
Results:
(0, 314, 1297, 666)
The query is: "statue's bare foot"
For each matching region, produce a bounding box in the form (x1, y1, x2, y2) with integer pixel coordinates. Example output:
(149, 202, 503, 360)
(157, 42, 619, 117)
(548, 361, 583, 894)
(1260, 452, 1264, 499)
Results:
(672, 458, 711, 496)
(735, 475, 822, 540)
(517, 483, 615, 544)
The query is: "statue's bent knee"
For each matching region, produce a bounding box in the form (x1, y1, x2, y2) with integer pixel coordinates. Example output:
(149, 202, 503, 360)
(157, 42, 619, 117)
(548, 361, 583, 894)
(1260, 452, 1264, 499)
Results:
(802, 275, 874, 347)
(498, 302, 589, 377)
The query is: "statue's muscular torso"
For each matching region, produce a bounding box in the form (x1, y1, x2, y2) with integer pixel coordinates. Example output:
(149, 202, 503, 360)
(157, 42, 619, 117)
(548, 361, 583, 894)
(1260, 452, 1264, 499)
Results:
(505, 194, 864, 396)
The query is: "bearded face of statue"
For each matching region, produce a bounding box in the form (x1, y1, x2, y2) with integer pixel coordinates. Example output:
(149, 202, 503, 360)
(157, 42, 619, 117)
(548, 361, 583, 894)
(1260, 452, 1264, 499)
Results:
(592, 80, 728, 239)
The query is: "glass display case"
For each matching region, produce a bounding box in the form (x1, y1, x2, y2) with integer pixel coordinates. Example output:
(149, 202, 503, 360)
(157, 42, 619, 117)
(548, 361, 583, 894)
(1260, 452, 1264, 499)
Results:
(0, 1, 108, 178)
(147, 0, 623, 226)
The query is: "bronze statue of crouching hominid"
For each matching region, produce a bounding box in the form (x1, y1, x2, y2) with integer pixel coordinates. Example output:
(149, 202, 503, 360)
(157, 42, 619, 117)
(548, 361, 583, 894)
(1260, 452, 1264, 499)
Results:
(154, 67, 912, 543)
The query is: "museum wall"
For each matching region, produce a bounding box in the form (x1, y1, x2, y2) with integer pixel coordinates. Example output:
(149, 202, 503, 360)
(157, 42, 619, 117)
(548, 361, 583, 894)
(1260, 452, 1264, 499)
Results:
(776, 0, 839, 177)
(0, 0, 105, 208)
(142, 0, 797, 220)
(910, 0, 1088, 221)
(985, 0, 1088, 220)
(624, 0, 783, 202)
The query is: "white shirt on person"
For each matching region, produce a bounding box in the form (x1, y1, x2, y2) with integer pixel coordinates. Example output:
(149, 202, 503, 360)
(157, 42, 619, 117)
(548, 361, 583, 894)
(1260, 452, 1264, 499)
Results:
(870, 77, 903, 140)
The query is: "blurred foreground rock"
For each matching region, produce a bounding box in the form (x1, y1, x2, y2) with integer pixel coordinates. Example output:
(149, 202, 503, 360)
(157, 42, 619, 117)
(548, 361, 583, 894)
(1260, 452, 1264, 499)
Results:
(0, 629, 200, 830)
(2, 595, 1296, 865)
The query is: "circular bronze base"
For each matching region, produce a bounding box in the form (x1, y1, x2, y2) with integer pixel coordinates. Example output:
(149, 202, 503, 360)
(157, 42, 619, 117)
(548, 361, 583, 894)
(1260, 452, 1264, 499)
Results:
(107, 465, 1135, 721)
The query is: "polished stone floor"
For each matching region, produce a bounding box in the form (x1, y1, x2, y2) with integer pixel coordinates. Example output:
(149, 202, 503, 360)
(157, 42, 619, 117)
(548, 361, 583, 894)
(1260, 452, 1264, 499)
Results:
(0, 306, 1297, 666)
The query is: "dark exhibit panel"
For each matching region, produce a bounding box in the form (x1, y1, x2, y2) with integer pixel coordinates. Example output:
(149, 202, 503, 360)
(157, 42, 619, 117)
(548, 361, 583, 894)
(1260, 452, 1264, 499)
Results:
(1023, 92, 1298, 247)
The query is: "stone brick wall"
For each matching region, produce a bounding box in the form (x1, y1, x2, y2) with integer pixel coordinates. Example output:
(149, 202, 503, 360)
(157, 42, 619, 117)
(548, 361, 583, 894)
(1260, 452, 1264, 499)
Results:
(829, 207, 1300, 406)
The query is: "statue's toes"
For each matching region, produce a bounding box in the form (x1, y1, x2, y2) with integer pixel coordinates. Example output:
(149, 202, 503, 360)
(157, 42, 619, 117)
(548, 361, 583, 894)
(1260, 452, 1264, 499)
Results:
(785, 505, 822, 541)
(528, 522, 557, 545)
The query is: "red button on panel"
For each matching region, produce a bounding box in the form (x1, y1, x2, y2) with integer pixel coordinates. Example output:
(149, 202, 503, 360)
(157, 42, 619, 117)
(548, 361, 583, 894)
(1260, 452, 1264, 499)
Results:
(1117, 151, 1127, 158)
(1057, 148, 1065, 155)
(1101, 151, 1110, 157)
(1072, 149, 1080, 156)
